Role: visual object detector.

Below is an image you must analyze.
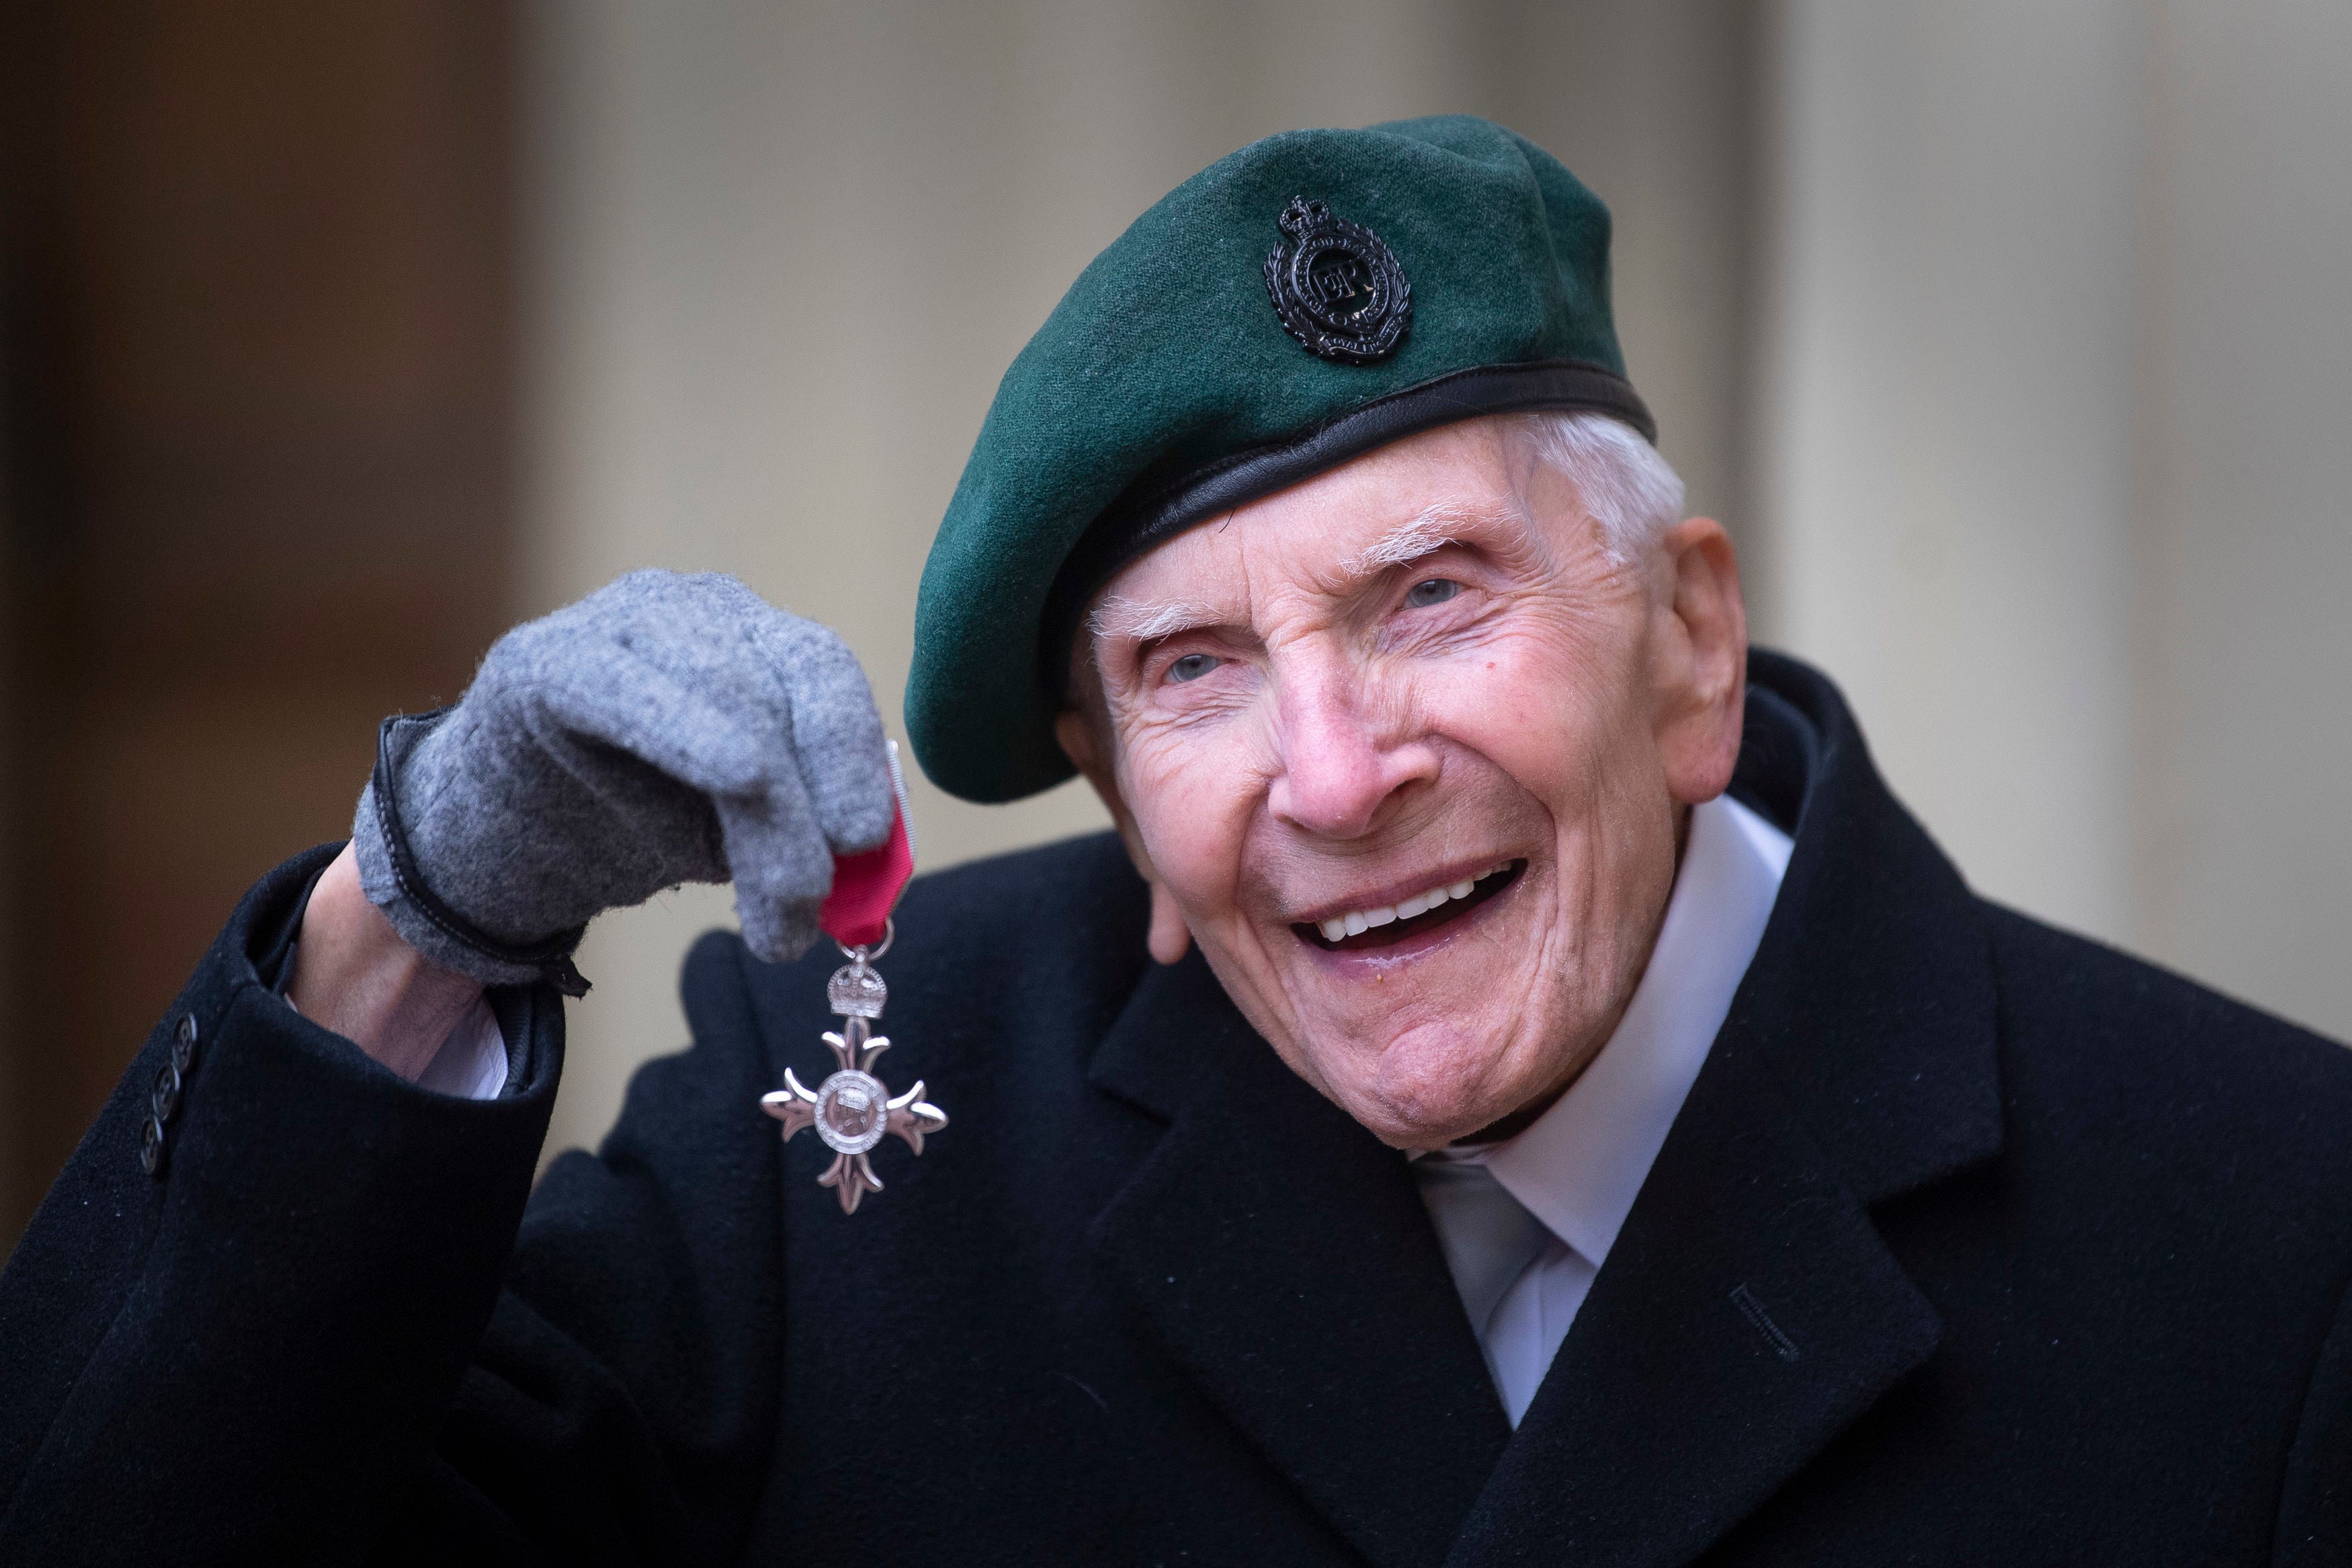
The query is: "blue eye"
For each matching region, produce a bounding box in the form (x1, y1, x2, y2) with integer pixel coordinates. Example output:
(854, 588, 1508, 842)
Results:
(1405, 578, 1463, 607)
(1168, 653, 1221, 683)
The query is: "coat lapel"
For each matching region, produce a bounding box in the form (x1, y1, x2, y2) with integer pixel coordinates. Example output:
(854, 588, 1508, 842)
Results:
(1445, 1033, 1941, 1568)
(1450, 659, 2007, 1566)
(1087, 953, 1511, 1568)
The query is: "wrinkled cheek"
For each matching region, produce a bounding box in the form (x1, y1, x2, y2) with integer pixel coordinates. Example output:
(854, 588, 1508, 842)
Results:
(1124, 752, 1201, 867)
(1140, 811, 1235, 920)
(1138, 724, 1270, 869)
(1127, 757, 1257, 923)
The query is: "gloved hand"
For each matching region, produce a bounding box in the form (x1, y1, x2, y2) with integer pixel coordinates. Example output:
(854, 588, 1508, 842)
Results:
(350, 568, 896, 994)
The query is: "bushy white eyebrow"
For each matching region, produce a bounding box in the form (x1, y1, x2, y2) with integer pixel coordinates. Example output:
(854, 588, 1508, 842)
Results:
(1336, 502, 1509, 581)
(1087, 595, 1223, 641)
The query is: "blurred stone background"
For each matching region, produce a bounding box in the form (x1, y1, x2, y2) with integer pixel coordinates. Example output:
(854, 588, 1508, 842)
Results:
(4, 0, 2346, 1248)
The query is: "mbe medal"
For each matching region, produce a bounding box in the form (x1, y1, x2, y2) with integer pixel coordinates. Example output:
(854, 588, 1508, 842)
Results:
(762, 924, 946, 1213)
(761, 742, 946, 1214)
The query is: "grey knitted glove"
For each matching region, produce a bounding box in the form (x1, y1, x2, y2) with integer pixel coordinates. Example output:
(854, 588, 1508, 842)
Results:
(351, 568, 895, 992)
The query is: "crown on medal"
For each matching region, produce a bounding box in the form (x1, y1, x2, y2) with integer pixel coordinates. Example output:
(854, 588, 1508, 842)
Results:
(828, 961, 888, 1018)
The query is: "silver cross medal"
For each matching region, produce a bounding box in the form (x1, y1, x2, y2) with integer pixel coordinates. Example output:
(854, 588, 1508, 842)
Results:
(762, 923, 948, 1214)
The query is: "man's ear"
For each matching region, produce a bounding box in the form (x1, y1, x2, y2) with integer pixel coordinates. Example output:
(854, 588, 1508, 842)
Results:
(1054, 708, 1191, 965)
(1650, 516, 1748, 805)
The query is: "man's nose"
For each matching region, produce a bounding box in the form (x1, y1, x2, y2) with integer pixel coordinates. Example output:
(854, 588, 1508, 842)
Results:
(1266, 663, 1438, 840)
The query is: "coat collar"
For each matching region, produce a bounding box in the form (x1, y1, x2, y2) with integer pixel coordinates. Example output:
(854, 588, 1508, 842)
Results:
(1087, 652, 2003, 1567)
(1730, 652, 2004, 1209)
(1088, 953, 1512, 1568)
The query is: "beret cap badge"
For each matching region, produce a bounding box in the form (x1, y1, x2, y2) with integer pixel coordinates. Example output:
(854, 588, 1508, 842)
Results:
(1263, 197, 1411, 365)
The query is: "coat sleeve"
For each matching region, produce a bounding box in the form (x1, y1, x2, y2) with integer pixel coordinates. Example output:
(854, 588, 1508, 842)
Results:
(2278, 1272, 2352, 1568)
(0, 850, 793, 1565)
(378, 930, 796, 1567)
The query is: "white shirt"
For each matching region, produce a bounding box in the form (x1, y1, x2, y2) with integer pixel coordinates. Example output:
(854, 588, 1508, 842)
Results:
(417, 998, 511, 1100)
(290, 987, 511, 1101)
(1412, 794, 1793, 1426)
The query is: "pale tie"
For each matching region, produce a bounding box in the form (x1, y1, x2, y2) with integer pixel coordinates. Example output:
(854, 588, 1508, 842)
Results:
(1414, 1157, 1553, 1345)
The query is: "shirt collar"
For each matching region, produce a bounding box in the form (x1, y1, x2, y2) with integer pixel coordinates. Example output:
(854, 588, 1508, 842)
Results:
(1444, 794, 1792, 1267)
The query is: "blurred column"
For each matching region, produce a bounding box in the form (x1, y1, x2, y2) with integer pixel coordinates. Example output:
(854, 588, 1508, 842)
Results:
(2128, 0, 2352, 1035)
(1757, 0, 2352, 1041)
(0, 1, 519, 1251)
(1757, 0, 2148, 946)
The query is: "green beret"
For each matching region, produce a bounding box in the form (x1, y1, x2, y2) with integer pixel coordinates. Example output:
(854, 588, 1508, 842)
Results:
(907, 114, 1652, 804)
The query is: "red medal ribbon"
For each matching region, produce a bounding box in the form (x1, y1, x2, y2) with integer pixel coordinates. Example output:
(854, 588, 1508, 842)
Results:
(817, 743, 915, 950)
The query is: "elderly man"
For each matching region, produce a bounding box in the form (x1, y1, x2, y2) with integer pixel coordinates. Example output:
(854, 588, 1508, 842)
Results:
(4, 118, 2350, 1567)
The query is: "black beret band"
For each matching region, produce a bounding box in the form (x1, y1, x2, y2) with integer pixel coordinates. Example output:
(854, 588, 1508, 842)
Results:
(1040, 357, 1655, 699)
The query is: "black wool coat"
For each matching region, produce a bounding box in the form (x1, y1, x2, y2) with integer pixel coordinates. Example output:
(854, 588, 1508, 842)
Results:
(4, 653, 2351, 1567)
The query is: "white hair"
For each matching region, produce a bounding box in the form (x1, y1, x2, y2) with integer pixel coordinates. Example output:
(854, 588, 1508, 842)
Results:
(1079, 410, 1684, 650)
(1087, 595, 1217, 640)
(1513, 410, 1685, 562)
(1339, 505, 1486, 578)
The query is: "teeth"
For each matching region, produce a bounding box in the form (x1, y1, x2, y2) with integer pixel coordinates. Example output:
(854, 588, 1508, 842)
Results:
(1312, 861, 1515, 944)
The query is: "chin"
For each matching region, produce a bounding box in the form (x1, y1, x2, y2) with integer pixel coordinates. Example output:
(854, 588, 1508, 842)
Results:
(1335, 1020, 1536, 1149)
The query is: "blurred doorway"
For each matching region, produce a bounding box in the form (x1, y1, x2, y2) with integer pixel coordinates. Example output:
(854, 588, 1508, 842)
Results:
(0, 1, 520, 1252)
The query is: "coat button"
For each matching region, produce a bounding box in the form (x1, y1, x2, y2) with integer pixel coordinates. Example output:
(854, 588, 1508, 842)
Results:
(151, 1062, 182, 1124)
(173, 1012, 199, 1074)
(140, 1115, 166, 1177)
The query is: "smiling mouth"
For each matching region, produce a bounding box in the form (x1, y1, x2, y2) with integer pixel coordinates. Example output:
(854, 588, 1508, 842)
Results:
(1293, 860, 1527, 953)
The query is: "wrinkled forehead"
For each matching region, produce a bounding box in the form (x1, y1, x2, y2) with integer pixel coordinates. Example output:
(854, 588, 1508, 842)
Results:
(1083, 417, 1548, 643)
